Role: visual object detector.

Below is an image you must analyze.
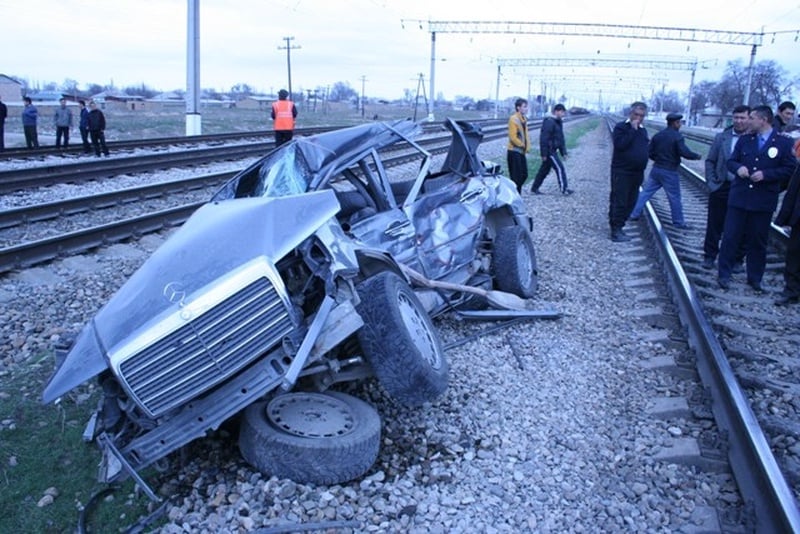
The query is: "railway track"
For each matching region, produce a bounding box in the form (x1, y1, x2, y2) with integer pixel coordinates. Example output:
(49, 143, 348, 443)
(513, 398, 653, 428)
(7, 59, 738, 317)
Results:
(602, 117, 800, 531)
(0, 123, 514, 273)
(0, 122, 515, 194)
(0, 119, 509, 161)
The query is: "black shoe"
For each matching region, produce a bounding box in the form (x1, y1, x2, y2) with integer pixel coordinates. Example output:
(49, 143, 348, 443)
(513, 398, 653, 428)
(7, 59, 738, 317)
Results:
(775, 294, 799, 306)
(531, 188, 541, 195)
(701, 258, 714, 270)
(718, 278, 731, 290)
(628, 216, 640, 222)
(611, 231, 631, 242)
(748, 281, 764, 293)
(562, 189, 574, 196)
(673, 223, 692, 230)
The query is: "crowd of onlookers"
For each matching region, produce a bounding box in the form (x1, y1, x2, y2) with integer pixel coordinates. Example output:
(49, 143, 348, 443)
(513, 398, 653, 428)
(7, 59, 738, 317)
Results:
(604, 100, 799, 306)
(505, 98, 799, 307)
(0, 95, 109, 156)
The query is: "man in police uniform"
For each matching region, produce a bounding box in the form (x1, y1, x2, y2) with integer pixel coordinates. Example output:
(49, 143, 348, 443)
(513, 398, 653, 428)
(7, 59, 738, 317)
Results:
(271, 89, 297, 147)
(718, 105, 797, 292)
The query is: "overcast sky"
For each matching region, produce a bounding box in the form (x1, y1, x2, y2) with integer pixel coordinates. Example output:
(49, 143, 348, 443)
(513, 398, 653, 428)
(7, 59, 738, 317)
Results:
(1, 0, 799, 107)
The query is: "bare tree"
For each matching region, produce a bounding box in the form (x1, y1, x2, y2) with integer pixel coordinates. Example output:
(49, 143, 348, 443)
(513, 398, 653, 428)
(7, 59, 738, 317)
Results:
(748, 60, 789, 106)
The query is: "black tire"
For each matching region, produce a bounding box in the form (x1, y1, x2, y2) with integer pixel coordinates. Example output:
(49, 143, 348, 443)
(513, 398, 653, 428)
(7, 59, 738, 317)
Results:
(493, 225, 538, 298)
(356, 271, 448, 407)
(239, 391, 381, 485)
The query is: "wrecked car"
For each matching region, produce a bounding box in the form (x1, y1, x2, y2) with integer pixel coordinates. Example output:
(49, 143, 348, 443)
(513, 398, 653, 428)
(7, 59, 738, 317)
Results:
(42, 118, 538, 495)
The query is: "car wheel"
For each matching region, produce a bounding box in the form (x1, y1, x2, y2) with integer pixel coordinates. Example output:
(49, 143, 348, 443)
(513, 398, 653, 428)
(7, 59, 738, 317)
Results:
(493, 225, 538, 298)
(356, 271, 448, 407)
(239, 391, 381, 485)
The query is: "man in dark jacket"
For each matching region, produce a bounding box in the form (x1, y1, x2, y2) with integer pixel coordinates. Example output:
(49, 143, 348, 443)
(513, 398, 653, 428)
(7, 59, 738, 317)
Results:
(718, 105, 797, 291)
(773, 101, 796, 133)
(774, 156, 800, 305)
(22, 96, 39, 149)
(628, 113, 701, 228)
(530, 103, 572, 195)
(0, 95, 7, 150)
(87, 101, 109, 157)
(701, 105, 750, 268)
(608, 102, 649, 242)
(78, 100, 91, 153)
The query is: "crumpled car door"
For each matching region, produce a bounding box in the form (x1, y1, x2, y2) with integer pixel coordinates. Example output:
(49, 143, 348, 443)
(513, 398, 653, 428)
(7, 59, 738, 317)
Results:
(410, 176, 490, 281)
(348, 207, 421, 272)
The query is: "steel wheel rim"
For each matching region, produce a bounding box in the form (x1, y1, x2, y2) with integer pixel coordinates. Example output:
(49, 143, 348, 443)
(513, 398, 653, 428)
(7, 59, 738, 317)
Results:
(397, 291, 441, 370)
(517, 239, 533, 280)
(267, 393, 355, 438)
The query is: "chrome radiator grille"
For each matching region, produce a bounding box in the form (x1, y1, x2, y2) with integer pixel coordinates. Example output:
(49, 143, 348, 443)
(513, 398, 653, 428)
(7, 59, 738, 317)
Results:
(119, 277, 294, 417)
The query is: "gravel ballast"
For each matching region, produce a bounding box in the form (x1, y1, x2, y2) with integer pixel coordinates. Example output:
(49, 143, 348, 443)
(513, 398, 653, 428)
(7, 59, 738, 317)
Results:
(2, 120, 743, 532)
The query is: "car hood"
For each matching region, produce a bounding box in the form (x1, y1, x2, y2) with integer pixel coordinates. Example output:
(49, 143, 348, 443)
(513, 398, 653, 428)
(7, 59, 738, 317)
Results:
(43, 191, 340, 403)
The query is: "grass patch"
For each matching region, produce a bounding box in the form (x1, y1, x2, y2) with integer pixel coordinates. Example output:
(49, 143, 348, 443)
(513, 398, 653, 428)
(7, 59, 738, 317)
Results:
(526, 116, 601, 182)
(3, 103, 499, 143)
(0, 360, 155, 533)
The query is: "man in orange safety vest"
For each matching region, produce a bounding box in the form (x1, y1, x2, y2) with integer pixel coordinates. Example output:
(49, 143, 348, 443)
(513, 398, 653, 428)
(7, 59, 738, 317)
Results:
(271, 89, 297, 147)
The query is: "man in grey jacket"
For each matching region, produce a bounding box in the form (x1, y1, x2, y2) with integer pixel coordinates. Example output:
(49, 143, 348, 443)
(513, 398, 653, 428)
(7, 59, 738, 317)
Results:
(54, 98, 73, 149)
(701, 105, 750, 269)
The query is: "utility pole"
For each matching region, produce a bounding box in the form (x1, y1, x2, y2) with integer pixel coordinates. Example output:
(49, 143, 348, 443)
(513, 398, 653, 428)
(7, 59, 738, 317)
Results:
(278, 36, 300, 99)
(185, 0, 201, 136)
(360, 75, 366, 118)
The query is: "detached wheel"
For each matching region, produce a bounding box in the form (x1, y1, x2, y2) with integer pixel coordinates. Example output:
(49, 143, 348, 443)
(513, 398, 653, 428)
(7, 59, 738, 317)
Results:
(239, 391, 381, 485)
(493, 225, 538, 298)
(356, 271, 448, 407)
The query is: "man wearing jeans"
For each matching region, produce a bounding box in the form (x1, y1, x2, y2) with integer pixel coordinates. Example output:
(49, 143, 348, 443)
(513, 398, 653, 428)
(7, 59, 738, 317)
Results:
(628, 113, 701, 228)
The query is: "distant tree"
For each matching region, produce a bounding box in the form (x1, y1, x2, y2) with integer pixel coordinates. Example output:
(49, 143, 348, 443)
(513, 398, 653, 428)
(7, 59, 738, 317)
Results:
(60, 78, 80, 96)
(652, 90, 683, 113)
(42, 81, 58, 91)
(690, 80, 715, 115)
(711, 60, 749, 115)
(230, 83, 255, 98)
(403, 88, 414, 106)
(329, 81, 357, 102)
(475, 99, 493, 111)
(748, 60, 789, 106)
(123, 83, 158, 98)
(86, 83, 105, 96)
(203, 88, 223, 100)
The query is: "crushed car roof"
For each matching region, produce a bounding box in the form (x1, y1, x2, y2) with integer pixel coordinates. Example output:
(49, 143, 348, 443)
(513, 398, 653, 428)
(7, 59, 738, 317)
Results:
(287, 119, 422, 181)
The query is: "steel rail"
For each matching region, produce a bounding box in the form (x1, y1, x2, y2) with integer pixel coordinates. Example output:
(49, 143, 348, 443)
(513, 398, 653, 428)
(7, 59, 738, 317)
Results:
(0, 119, 507, 160)
(604, 116, 800, 531)
(0, 171, 235, 230)
(0, 123, 512, 238)
(0, 127, 516, 273)
(0, 143, 273, 194)
(0, 123, 515, 195)
(641, 199, 800, 533)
